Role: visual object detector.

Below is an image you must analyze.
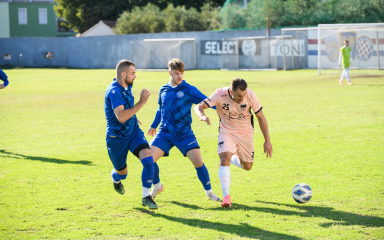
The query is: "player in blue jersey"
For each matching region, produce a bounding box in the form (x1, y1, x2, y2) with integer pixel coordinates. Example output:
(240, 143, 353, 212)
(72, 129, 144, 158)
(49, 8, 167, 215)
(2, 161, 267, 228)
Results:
(147, 58, 221, 202)
(104, 59, 158, 209)
(0, 69, 9, 89)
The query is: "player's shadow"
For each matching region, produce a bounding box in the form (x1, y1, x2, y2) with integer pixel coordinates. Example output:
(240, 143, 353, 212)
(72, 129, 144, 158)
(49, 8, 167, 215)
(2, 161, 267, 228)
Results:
(0, 149, 93, 165)
(170, 200, 384, 228)
(134, 207, 302, 240)
(254, 200, 384, 228)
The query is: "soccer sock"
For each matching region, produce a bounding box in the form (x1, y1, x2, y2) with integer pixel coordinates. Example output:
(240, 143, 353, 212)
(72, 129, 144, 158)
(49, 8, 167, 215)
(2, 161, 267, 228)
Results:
(153, 162, 160, 185)
(230, 155, 242, 168)
(141, 156, 154, 197)
(111, 169, 127, 183)
(195, 163, 212, 191)
(219, 166, 231, 198)
(340, 69, 346, 81)
(346, 68, 351, 82)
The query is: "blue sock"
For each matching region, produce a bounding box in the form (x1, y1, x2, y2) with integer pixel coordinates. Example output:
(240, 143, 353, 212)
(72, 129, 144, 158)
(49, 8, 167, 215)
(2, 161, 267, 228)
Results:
(153, 162, 160, 185)
(111, 169, 127, 183)
(141, 156, 154, 188)
(195, 164, 211, 190)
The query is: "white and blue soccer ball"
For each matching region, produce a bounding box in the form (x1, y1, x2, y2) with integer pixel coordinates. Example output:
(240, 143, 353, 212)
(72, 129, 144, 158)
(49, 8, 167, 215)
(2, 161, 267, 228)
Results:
(292, 183, 313, 203)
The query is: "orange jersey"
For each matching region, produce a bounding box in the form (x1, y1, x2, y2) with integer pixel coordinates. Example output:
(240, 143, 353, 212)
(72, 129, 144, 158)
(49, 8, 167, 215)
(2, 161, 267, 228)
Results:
(204, 87, 262, 135)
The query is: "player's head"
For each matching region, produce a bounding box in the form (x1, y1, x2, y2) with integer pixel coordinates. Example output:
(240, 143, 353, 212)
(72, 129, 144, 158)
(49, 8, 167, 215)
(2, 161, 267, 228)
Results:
(230, 78, 247, 103)
(116, 59, 136, 86)
(168, 58, 184, 86)
(344, 40, 349, 47)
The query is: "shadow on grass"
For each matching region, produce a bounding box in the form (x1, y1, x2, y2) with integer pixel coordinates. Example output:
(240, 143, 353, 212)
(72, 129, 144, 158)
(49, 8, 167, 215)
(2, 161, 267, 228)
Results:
(254, 200, 384, 228)
(170, 200, 384, 228)
(134, 207, 302, 240)
(0, 149, 93, 165)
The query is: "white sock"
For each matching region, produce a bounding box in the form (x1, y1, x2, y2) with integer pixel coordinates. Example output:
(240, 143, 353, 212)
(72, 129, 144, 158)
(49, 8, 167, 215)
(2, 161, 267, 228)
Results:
(219, 166, 231, 198)
(153, 182, 162, 191)
(231, 155, 242, 168)
(345, 68, 351, 82)
(142, 187, 151, 198)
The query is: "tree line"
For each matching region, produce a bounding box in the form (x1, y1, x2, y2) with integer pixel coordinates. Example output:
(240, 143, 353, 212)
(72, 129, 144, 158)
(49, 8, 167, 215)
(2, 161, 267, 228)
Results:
(54, 0, 384, 34)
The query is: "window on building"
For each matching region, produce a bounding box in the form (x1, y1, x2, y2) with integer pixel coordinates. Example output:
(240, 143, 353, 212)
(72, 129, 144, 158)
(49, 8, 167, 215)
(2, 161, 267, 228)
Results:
(39, 8, 48, 25)
(18, 8, 27, 25)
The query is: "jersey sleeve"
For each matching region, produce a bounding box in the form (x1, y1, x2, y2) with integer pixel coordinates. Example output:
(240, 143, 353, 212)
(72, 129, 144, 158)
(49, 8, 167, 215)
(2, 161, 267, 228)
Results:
(188, 85, 208, 104)
(204, 89, 219, 108)
(250, 90, 262, 114)
(151, 107, 161, 129)
(109, 89, 125, 110)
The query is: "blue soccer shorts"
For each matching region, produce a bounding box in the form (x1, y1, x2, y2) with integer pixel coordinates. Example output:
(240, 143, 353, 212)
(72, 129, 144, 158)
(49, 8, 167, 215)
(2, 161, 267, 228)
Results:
(150, 129, 200, 157)
(106, 127, 149, 171)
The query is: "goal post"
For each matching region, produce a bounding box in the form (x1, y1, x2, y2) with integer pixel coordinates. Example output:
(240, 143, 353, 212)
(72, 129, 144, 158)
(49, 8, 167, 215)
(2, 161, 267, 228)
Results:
(220, 36, 296, 70)
(317, 23, 384, 74)
(133, 38, 196, 70)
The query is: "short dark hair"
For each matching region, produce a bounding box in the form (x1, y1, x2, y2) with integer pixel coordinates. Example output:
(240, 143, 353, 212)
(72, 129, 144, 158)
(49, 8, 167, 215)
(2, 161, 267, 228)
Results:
(116, 59, 135, 76)
(168, 58, 185, 72)
(231, 78, 247, 92)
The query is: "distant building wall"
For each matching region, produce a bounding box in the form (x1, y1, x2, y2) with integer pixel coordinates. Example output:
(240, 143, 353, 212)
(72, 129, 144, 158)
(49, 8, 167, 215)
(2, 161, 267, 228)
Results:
(0, 2, 10, 38)
(9, 2, 57, 37)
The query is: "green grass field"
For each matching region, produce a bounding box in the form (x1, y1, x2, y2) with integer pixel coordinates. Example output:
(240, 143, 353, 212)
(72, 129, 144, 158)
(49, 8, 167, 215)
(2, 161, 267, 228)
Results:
(0, 68, 383, 239)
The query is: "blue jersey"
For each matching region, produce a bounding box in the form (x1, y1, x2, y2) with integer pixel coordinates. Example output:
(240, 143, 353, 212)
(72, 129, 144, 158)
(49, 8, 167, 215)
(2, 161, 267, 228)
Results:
(104, 79, 138, 138)
(151, 80, 208, 136)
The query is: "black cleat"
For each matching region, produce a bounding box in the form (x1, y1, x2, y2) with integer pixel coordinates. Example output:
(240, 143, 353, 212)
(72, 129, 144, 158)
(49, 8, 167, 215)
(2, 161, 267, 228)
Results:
(142, 195, 158, 209)
(113, 181, 125, 194)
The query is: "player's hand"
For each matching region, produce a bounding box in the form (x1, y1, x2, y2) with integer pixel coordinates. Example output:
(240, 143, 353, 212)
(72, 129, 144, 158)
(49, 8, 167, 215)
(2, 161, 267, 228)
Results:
(264, 141, 272, 158)
(0, 84, 4, 89)
(147, 127, 157, 136)
(139, 89, 151, 104)
(199, 115, 211, 125)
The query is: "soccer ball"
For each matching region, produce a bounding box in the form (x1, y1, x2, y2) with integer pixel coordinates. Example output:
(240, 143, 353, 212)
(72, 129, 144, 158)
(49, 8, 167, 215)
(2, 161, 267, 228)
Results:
(292, 183, 312, 203)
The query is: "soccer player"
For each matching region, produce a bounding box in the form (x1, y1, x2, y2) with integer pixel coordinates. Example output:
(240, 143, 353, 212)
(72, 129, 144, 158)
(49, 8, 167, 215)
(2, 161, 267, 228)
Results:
(147, 58, 221, 202)
(104, 59, 158, 209)
(194, 78, 273, 208)
(0, 69, 9, 89)
(338, 40, 353, 85)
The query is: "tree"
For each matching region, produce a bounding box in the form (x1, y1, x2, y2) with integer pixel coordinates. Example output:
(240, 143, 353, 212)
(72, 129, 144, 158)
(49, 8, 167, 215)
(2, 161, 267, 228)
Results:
(54, 0, 225, 33)
(114, 4, 166, 34)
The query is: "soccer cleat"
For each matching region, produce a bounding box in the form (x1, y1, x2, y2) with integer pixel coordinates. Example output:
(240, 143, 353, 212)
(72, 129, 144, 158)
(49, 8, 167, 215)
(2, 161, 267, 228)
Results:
(142, 195, 158, 209)
(113, 181, 125, 195)
(206, 190, 221, 202)
(150, 184, 164, 199)
(339, 80, 343, 85)
(221, 195, 231, 208)
(348, 82, 353, 85)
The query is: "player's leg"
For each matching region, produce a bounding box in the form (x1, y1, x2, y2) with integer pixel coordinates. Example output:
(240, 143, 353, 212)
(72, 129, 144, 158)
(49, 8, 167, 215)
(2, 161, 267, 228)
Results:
(106, 135, 130, 194)
(339, 68, 346, 85)
(236, 134, 255, 171)
(186, 148, 221, 202)
(149, 132, 172, 199)
(217, 132, 238, 207)
(345, 67, 352, 85)
(149, 145, 166, 199)
(137, 147, 158, 209)
(219, 151, 232, 208)
(130, 129, 157, 209)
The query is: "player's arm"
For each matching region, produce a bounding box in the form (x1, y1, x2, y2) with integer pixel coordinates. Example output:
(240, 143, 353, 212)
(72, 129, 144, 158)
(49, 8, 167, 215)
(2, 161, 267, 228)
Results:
(147, 108, 161, 136)
(114, 89, 150, 123)
(0, 69, 9, 89)
(194, 100, 211, 125)
(255, 109, 272, 158)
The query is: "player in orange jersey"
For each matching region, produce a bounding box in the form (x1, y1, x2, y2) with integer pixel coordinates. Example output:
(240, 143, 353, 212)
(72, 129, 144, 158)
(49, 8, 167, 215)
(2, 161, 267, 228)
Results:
(194, 78, 272, 208)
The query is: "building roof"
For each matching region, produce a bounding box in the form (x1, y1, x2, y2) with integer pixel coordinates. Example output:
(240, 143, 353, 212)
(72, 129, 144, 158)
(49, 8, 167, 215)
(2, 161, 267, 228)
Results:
(80, 20, 116, 37)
